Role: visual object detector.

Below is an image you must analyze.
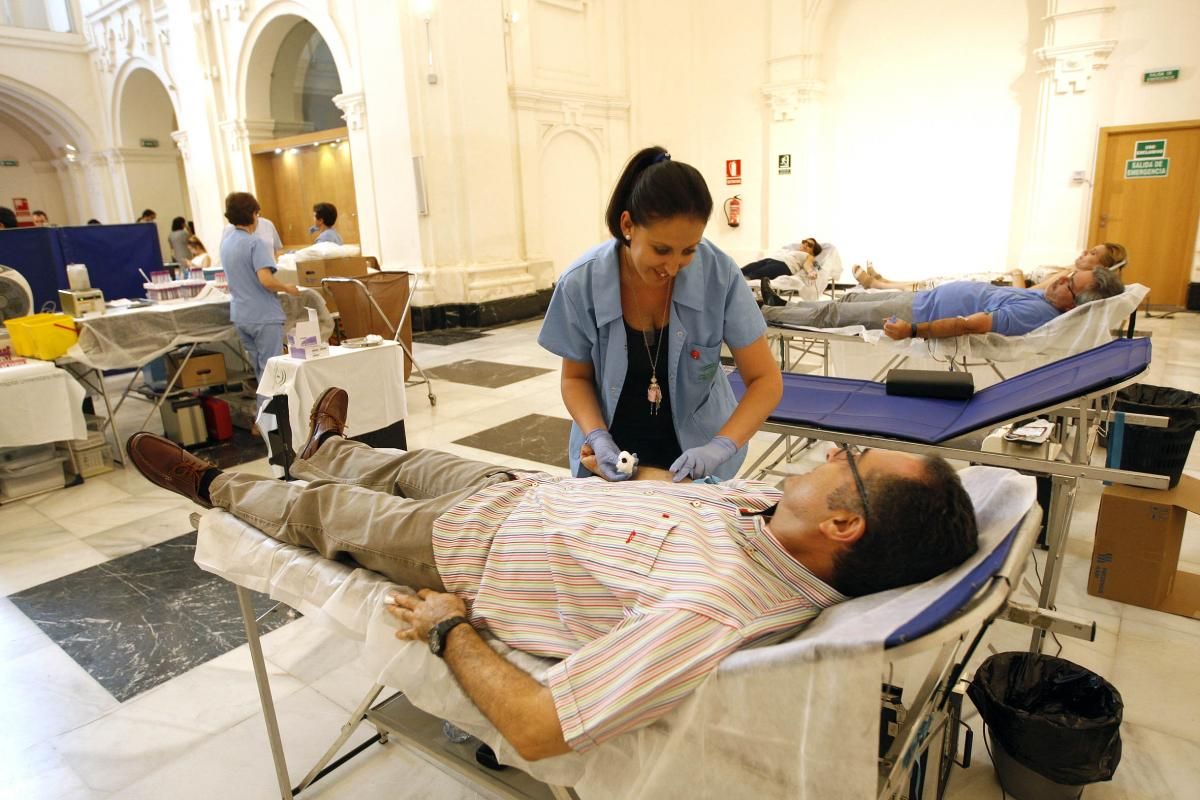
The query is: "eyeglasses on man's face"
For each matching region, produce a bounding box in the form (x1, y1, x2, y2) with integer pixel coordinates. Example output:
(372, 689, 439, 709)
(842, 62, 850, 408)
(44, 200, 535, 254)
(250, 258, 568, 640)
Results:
(838, 444, 872, 523)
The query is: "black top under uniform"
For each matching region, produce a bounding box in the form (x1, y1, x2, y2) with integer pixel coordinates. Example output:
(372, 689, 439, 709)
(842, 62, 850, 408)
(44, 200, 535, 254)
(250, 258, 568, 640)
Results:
(609, 319, 682, 470)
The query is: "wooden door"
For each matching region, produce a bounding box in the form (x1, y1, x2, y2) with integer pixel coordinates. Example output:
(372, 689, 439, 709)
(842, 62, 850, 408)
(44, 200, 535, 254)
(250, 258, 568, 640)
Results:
(1090, 121, 1200, 307)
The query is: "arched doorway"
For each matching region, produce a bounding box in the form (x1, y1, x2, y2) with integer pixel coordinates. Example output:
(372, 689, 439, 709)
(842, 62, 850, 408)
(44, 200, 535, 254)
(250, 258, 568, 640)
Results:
(0, 78, 96, 224)
(244, 16, 358, 248)
(118, 68, 190, 248)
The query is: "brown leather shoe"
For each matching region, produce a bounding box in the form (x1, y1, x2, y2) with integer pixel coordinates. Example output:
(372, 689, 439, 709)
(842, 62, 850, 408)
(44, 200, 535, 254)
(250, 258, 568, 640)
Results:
(299, 387, 349, 460)
(125, 432, 216, 508)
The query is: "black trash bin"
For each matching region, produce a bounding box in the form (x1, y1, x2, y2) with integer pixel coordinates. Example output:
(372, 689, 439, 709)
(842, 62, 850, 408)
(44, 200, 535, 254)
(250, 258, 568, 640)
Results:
(968, 653, 1122, 800)
(1111, 383, 1200, 487)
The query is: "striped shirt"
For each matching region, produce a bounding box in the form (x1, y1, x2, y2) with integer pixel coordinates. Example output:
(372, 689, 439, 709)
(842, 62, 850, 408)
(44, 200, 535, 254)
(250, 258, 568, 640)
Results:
(433, 476, 844, 753)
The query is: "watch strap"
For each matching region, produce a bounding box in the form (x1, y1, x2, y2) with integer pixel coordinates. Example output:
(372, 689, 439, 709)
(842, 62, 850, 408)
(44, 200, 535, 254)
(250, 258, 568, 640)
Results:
(430, 615, 469, 657)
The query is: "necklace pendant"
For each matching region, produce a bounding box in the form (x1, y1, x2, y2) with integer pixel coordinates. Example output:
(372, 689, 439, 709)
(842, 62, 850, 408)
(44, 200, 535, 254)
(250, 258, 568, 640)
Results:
(647, 376, 662, 414)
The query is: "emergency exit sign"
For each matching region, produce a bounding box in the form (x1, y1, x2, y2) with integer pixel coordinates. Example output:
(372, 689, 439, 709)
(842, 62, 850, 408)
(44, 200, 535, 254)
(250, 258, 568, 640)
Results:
(1125, 158, 1170, 179)
(0, 160, 17, 167)
(1143, 69, 1179, 83)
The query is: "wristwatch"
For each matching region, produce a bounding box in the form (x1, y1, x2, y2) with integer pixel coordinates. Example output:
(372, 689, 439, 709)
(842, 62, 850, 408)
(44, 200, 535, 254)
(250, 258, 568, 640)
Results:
(428, 615, 469, 658)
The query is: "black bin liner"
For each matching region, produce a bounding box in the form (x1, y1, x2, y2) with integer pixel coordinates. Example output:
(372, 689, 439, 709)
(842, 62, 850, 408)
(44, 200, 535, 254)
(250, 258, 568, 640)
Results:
(1113, 383, 1200, 487)
(968, 652, 1123, 785)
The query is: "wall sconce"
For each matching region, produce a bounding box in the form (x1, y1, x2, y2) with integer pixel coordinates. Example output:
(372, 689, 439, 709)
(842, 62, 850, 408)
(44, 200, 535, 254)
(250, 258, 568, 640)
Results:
(413, 0, 438, 85)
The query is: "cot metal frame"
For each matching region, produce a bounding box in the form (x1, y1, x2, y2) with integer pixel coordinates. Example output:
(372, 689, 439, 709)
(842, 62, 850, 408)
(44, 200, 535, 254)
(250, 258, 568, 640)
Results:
(232, 585, 574, 800)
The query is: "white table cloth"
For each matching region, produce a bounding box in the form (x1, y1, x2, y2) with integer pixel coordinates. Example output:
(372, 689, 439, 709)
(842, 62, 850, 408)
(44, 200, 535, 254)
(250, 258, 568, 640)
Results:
(0, 359, 87, 447)
(256, 341, 408, 449)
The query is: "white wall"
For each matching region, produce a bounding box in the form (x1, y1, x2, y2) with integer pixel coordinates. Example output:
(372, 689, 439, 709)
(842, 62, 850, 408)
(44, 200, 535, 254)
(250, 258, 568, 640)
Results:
(0, 119, 68, 223)
(821, 0, 1028, 278)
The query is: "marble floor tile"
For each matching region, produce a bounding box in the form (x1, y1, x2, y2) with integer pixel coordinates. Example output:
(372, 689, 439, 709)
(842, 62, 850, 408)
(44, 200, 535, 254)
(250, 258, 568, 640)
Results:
(10, 533, 294, 702)
(453, 414, 572, 469)
(300, 743, 488, 799)
(22, 478, 133, 522)
(425, 358, 555, 389)
(0, 741, 106, 800)
(53, 496, 187, 539)
(0, 520, 110, 596)
(81, 503, 199, 559)
(53, 647, 307, 793)
(259, 614, 364, 685)
(0, 596, 52, 663)
(106, 687, 381, 800)
(412, 329, 490, 346)
(1109, 617, 1200, 744)
(0, 643, 120, 759)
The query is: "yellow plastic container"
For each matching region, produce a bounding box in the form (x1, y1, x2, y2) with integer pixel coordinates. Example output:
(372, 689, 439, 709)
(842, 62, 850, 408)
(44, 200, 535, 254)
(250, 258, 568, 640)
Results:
(3, 313, 79, 360)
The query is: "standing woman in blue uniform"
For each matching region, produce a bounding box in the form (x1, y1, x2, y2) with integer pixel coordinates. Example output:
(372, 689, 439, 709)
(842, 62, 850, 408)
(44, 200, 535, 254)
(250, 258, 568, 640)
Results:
(538, 146, 782, 482)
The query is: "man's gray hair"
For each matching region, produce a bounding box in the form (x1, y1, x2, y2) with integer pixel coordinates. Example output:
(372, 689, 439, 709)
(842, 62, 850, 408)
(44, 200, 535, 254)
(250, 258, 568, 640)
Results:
(1076, 267, 1124, 305)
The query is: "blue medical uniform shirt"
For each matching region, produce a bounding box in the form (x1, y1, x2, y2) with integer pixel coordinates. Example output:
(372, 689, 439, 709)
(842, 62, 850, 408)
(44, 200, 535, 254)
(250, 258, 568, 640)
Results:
(912, 282, 1060, 336)
(538, 239, 766, 480)
(220, 228, 284, 325)
(316, 228, 343, 245)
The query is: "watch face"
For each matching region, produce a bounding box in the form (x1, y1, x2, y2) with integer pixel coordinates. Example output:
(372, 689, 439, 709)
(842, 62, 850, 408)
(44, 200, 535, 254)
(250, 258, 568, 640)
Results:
(428, 625, 443, 656)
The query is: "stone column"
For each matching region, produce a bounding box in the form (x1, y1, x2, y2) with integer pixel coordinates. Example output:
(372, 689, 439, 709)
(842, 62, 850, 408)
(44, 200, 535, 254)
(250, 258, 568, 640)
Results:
(1011, 2, 1117, 266)
(332, 91, 382, 259)
(102, 148, 134, 223)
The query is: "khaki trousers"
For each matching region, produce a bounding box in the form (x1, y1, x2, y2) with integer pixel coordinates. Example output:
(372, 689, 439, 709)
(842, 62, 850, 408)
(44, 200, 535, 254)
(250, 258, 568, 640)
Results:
(208, 438, 513, 590)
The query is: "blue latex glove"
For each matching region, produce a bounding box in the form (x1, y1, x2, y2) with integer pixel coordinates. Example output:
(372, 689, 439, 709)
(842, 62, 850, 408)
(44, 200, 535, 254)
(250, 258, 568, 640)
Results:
(583, 428, 632, 481)
(669, 436, 738, 482)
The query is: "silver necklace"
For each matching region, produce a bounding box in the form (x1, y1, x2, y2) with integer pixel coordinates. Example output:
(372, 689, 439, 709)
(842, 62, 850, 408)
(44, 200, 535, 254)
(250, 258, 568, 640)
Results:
(624, 253, 673, 414)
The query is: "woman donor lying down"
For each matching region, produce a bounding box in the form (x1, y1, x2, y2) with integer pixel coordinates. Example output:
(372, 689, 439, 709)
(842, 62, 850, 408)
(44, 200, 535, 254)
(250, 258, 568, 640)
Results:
(125, 386, 978, 761)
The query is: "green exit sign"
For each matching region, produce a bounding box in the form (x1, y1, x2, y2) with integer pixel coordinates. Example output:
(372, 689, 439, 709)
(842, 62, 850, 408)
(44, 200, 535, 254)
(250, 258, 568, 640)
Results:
(1135, 139, 1167, 159)
(1143, 69, 1180, 83)
(140, 138, 160, 148)
(1125, 158, 1170, 179)
(0, 160, 17, 167)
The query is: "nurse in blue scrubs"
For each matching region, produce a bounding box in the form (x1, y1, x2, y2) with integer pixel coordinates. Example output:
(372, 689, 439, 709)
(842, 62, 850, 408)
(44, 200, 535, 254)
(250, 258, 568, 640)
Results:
(538, 146, 783, 482)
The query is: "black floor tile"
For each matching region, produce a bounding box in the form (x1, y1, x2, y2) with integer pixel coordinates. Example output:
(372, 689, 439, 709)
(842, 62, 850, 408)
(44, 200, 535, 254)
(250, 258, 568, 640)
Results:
(412, 329, 490, 346)
(192, 427, 267, 468)
(453, 414, 572, 469)
(9, 532, 295, 703)
(426, 359, 553, 389)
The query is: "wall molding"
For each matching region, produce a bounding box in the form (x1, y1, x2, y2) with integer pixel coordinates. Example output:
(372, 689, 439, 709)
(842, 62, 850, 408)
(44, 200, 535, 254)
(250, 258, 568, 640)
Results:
(762, 79, 824, 121)
(1036, 40, 1117, 94)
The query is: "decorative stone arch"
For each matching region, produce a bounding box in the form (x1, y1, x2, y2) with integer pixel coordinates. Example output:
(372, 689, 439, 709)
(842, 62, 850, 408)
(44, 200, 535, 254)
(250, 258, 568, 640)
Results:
(537, 126, 607, 273)
(539, 123, 605, 162)
(0, 76, 97, 153)
(237, 2, 356, 124)
(110, 57, 181, 148)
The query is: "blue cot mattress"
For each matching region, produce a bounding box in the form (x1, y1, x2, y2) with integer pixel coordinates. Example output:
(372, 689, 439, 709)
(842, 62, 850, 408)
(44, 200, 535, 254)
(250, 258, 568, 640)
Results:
(731, 337, 1151, 445)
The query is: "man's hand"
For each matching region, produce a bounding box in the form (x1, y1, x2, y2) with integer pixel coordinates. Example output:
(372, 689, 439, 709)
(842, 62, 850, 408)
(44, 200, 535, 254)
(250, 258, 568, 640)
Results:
(883, 315, 914, 340)
(386, 588, 468, 640)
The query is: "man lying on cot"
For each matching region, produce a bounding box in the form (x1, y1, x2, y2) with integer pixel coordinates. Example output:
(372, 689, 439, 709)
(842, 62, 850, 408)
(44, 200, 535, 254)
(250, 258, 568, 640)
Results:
(851, 242, 1127, 292)
(125, 387, 978, 762)
(759, 266, 1124, 339)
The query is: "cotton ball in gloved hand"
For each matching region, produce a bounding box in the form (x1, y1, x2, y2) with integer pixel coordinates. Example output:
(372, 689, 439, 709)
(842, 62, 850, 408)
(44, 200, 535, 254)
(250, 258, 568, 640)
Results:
(616, 451, 638, 476)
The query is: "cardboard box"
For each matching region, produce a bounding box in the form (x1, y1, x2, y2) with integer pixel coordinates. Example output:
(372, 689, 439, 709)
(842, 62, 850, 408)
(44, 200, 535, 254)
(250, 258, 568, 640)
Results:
(1088, 475, 1200, 618)
(296, 256, 377, 288)
(166, 349, 227, 389)
(287, 308, 329, 360)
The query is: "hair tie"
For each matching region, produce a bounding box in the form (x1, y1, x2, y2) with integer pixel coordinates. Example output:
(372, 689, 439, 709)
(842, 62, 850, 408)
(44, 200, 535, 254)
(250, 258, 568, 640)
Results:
(1111, 259, 1127, 270)
(653, 151, 671, 164)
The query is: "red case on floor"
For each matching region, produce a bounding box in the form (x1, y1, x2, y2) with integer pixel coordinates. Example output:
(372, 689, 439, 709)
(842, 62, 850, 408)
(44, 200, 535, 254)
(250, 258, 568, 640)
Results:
(201, 396, 234, 441)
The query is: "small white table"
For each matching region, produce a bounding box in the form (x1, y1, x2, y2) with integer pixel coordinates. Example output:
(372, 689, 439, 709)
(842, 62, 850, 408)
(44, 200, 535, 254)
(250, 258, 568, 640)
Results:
(0, 359, 88, 447)
(256, 341, 409, 475)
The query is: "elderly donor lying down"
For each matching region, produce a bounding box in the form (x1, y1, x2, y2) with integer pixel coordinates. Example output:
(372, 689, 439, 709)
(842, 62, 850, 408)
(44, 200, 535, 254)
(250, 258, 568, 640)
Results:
(761, 265, 1124, 339)
(126, 387, 978, 762)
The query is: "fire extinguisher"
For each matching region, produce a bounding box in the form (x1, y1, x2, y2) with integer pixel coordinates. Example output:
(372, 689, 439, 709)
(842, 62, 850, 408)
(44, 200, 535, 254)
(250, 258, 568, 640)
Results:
(724, 195, 742, 228)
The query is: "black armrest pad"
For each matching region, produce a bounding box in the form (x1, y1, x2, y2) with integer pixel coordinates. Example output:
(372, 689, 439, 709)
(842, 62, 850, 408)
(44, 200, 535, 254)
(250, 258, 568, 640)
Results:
(885, 369, 975, 399)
